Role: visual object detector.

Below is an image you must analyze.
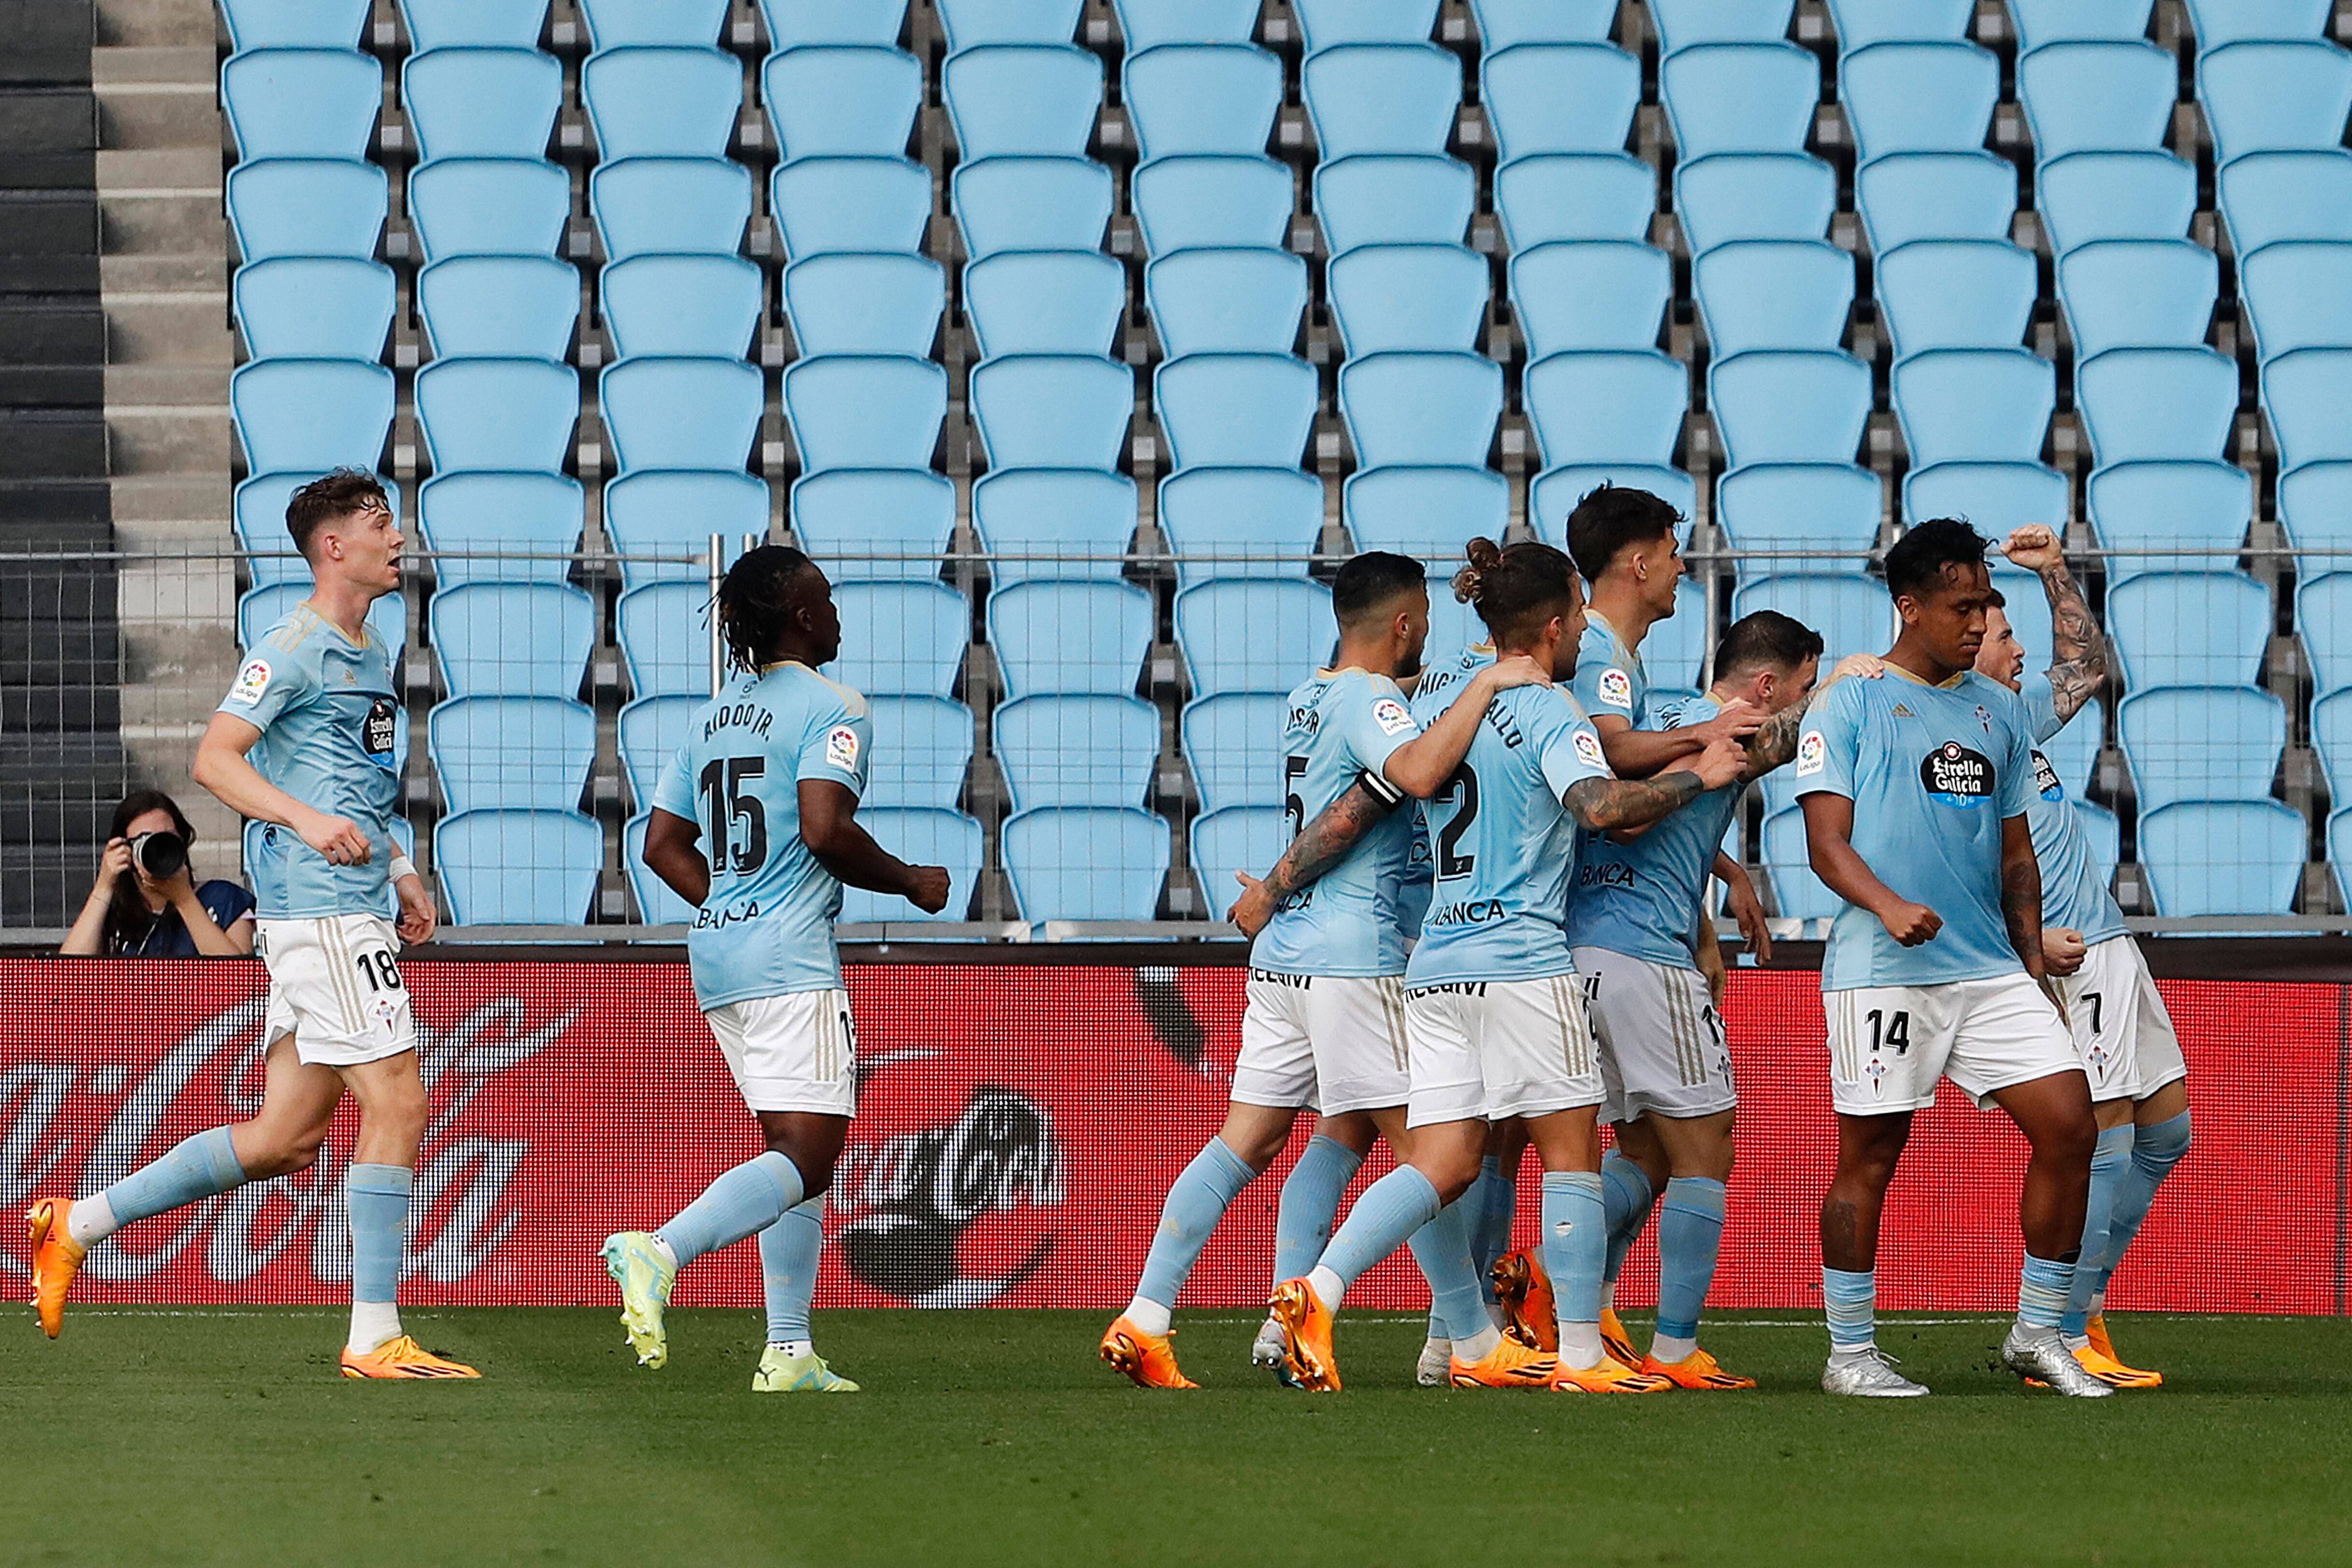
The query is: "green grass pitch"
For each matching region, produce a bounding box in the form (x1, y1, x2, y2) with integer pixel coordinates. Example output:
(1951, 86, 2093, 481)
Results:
(5, 1306, 2348, 1567)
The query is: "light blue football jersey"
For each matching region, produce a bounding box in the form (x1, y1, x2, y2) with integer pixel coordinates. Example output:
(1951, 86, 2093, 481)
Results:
(1794, 668, 2040, 990)
(1570, 610, 1648, 729)
(1565, 692, 1744, 970)
(2021, 675, 2128, 945)
(218, 603, 404, 920)
(1405, 682, 1614, 986)
(1255, 667, 1423, 977)
(650, 661, 872, 1008)
(1412, 640, 1496, 710)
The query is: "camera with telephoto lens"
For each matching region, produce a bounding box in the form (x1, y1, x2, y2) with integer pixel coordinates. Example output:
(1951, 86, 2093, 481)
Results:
(129, 830, 187, 881)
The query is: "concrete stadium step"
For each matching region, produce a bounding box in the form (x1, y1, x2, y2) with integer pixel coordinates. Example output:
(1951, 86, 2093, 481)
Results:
(0, 86, 99, 188)
(0, 191, 102, 293)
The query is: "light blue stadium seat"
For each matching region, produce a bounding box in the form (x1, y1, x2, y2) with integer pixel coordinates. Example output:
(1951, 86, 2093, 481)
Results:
(1338, 352, 1503, 468)
(2185, 0, 2330, 49)
(605, 470, 770, 589)
(2138, 799, 2308, 917)
(230, 359, 395, 475)
(1531, 465, 1698, 547)
(1190, 805, 1287, 917)
(1761, 806, 1841, 920)
(1876, 240, 2036, 358)
(1498, 153, 1657, 247)
(615, 580, 714, 696)
(1344, 466, 1510, 563)
(760, 44, 922, 159)
(1715, 463, 1882, 558)
(401, 0, 550, 49)
(1650, 0, 1795, 52)
(2119, 686, 2283, 812)
(617, 692, 697, 804)
(591, 156, 754, 259)
(2300, 574, 2352, 695)
(600, 358, 762, 474)
(602, 254, 759, 360)
(1707, 350, 1873, 466)
(2010, 0, 2155, 51)
(2239, 241, 2352, 366)
(2107, 570, 2271, 689)
(782, 252, 944, 358)
(234, 470, 399, 585)
(2085, 460, 2252, 581)
(582, 45, 742, 160)
(938, 0, 1083, 47)
(2076, 346, 2239, 465)
(1892, 348, 2055, 465)
(2280, 462, 2352, 583)
(402, 46, 561, 161)
(2198, 41, 2352, 164)
(623, 811, 698, 925)
(2312, 688, 2352, 800)
(1640, 579, 1710, 693)
(428, 694, 595, 813)
(418, 255, 578, 360)
(1903, 459, 2068, 534)
(1424, 586, 1487, 671)
(413, 357, 577, 476)
(995, 693, 1160, 809)
(1001, 807, 1170, 922)
(1176, 579, 1336, 698)
(1523, 349, 1688, 468)
(436, 808, 602, 925)
(2266, 348, 2352, 472)
(2037, 151, 2197, 254)
(1511, 241, 1671, 355)
(417, 471, 583, 586)
(771, 157, 932, 257)
(969, 356, 1135, 472)
(1133, 155, 1293, 254)
(1182, 692, 1286, 812)
(1293, 0, 1438, 49)
(2217, 151, 2352, 252)
(789, 468, 954, 580)
(1317, 154, 1479, 252)
(221, 48, 381, 161)
(1329, 244, 1490, 355)
(1303, 44, 1464, 159)
(579, 0, 728, 45)
(1158, 467, 1325, 586)
(1852, 152, 2018, 252)
(951, 155, 1116, 258)
(971, 468, 1138, 581)
(1481, 43, 1640, 159)
(837, 807, 984, 923)
(943, 45, 1106, 159)
(1145, 248, 1307, 357)
(2043, 696, 2105, 797)
(1154, 353, 1318, 469)
(1733, 573, 1892, 666)
(1124, 43, 1283, 160)
(226, 158, 387, 262)
(969, 251, 1127, 357)
(988, 579, 1153, 697)
(2017, 41, 2177, 159)
(1692, 240, 1854, 355)
(224, 0, 370, 47)
(862, 694, 974, 808)
(430, 581, 594, 698)
(238, 580, 405, 651)
(782, 355, 948, 472)
(1840, 41, 2000, 160)
(829, 581, 969, 695)
(233, 256, 395, 362)
(1470, 0, 1617, 48)
(1824, 0, 1974, 46)
(408, 157, 569, 262)
(1675, 153, 1835, 252)
(1115, 0, 1261, 48)
(2057, 240, 2221, 359)
(1659, 43, 1822, 157)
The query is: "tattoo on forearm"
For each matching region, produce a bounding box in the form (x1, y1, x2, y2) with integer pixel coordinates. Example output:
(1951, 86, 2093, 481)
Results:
(2000, 856, 2044, 974)
(2039, 560, 2107, 722)
(1746, 703, 1808, 773)
(1261, 779, 1395, 900)
(1565, 771, 1701, 832)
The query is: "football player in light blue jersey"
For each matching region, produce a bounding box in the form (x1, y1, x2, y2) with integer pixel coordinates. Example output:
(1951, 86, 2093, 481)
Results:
(1974, 524, 2187, 1389)
(1101, 553, 1550, 1390)
(602, 547, 950, 1393)
(28, 471, 475, 1378)
(1795, 519, 2108, 1398)
(1269, 539, 1749, 1394)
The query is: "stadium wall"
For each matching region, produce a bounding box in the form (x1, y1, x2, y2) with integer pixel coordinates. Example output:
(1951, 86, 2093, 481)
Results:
(0, 957, 2340, 1315)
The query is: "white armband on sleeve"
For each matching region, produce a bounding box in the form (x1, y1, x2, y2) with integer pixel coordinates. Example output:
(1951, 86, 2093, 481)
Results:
(1357, 767, 1404, 807)
(389, 854, 419, 883)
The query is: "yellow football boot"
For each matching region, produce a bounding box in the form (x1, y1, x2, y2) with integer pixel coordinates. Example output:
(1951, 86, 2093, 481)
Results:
(26, 1198, 86, 1339)
(1099, 1316, 1198, 1389)
(1269, 1278, 1341, 1392)
(1448, 1334, 1559, 1389)
(1553, 1355, 1672, 1394)
(1640, 1346, 1757, 1390)
(1491, 1249, 1557, 1353)
(339, 1335, 481, 1379)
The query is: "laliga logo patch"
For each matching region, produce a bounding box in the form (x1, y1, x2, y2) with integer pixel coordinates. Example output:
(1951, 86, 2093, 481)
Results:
(1573, 729, 1607, 770)
(1795, 730, 1826, 777)
(826, 723, 860, 772)
(228, 656, 271, 706)
(2031, 747, 2063, 801)
(1371, 696, 1413, 735)
(1597, 666, 1634, 709)
(1920, 740, 1996, 806)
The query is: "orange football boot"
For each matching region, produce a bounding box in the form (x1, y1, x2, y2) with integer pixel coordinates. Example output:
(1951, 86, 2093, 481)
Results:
(1269, 1278, 1341, 1392)
(2083, 1312, 2160, 1384)
(1599, 1307, 1640, 1369)
(26, 1198, 87, 1339)
(1640, 1346, 1757, 1389)
(1099, 1316, 1198, 1389)
(338, 1336, 481, 1378)
(1491, 1250, 1557, 1353)
(1553, 1355, 1672, 1394)
(1448, 1334, 1559, 1389)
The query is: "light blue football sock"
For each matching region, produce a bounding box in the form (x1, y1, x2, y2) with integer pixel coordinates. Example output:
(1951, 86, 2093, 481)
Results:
(1405, 1199, 1490, 1346)
(656, 1149, 805, 1269)
(1434, 1158, 1506, 1335)
(1474, 1155, 1515, 1303)
(1823, 1266, 1876, 1352)
(2018, 1253, 2075, 1331)
(346, 1163, 412, 1306)
(93, 1125, 246, 1230)
(2064, 1124, 2134, 1336)
(1540, 1170, 1606, 1324)
(758, 1195, 826, 1345)
(1133, 1137, 1256, 1311)
(1600, 1151, 1655, 1287)
(2093, 1111, 2191, 1299)
(1311, 1165, 1441, 1303)
(1654, 1176, 1727, 1342)
(1273, 1133, 1360, 1291)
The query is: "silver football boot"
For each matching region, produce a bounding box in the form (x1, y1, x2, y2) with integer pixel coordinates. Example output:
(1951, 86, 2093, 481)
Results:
(1822, 1346, 1931, 1397)
(2002, 1325, 2116, 1397)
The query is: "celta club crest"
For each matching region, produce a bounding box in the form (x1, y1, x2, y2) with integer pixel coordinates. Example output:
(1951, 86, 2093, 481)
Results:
(835, 1085, 1064, 1307)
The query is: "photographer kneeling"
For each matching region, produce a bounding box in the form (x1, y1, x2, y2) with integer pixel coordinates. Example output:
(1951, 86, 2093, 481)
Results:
(61, 790, 256, 957)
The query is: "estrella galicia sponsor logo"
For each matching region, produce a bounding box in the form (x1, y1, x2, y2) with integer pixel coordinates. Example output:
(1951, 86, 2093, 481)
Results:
(2030, 747, 2063, 801)
(363, 697, 399, 764)
(1920, 741, 1996, 807)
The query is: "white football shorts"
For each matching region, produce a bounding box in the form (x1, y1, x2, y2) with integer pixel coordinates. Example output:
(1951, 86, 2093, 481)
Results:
(2053, 934, 2186, 1101)
(1572, 946, 1736, 1123)
(1824, 973, 2081, 1115)
(256, 913, 417, 1068)
(1229, 970, 1411, 1116)
(1404, 974, 1604, 1129)
(704, 988, 858, 1116)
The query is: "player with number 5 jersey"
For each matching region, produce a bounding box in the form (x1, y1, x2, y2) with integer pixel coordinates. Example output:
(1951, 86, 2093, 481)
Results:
(601, 546, 951, 1394)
